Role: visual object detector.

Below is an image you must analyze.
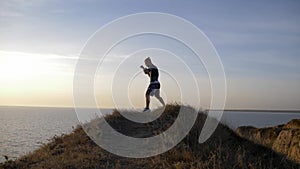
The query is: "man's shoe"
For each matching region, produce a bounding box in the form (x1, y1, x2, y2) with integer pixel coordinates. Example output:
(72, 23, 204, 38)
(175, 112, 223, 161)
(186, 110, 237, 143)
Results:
(143, 108, 150, 112)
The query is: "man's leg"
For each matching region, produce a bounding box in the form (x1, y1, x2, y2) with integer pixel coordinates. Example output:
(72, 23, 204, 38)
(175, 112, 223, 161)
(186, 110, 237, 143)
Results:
(154, 90, 165, 106)
(145, 94, 150, 109)
(145, 84, 152, 110)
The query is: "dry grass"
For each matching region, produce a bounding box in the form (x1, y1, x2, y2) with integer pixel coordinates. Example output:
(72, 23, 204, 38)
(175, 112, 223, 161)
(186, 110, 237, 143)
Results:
(237, 119, 300, 164)
(1, 104, 299, 169)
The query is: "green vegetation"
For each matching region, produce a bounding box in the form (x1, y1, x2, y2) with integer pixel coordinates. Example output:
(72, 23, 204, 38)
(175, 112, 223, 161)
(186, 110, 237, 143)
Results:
(1, 104, 299, 169)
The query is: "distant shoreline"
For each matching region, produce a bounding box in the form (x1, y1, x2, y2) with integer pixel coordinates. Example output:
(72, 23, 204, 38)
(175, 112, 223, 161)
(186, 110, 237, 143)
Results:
(209, 109, 300, 113)
(0, 105, 113, 109)
(0, 105, 299, 113)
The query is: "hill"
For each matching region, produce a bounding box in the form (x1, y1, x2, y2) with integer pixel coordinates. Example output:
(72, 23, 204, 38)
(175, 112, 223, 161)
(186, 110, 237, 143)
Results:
(236, 119, 300, 163)
(1, 104, 299, 169)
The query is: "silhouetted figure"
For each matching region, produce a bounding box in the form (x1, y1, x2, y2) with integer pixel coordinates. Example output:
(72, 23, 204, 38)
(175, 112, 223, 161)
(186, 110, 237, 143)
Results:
(140, 57, 165, 112)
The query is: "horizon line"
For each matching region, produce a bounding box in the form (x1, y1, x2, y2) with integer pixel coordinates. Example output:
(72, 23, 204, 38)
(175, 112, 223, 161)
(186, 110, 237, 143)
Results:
(0, 104, 299, 113)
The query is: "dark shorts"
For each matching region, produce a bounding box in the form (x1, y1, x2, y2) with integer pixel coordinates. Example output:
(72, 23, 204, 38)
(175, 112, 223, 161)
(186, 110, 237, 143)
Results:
(146, 82, 160, 96)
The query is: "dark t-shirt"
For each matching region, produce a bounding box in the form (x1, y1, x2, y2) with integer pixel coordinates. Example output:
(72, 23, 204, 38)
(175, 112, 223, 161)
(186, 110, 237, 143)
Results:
(145, 68, 159, 82)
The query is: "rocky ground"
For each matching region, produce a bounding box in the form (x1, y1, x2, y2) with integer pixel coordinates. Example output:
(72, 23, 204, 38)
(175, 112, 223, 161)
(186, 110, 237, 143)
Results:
(236, 118, 300, 163)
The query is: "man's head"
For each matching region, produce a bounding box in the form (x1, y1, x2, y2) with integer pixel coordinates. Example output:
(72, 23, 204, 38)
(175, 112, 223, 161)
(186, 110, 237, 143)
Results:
(144, 57, 152, 67)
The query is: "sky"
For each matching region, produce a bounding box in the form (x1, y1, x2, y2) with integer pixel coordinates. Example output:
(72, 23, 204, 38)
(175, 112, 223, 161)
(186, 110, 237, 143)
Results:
(0, 0, 299, 109)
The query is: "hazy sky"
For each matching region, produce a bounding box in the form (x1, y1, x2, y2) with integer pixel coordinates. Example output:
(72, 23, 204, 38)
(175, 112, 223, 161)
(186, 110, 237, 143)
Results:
(0, 0, 299, 109)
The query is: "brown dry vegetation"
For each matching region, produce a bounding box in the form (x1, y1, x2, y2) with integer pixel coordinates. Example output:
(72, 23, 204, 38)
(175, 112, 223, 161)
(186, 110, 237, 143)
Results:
(236, 119, 300, 163)
(1, 104, 299, 169)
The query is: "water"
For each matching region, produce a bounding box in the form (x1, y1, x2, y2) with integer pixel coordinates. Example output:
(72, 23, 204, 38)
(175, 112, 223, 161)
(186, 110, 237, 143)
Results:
(221, 110, 300, 129)
(0, 106, 299, 162)
(0, 106, 112, 163)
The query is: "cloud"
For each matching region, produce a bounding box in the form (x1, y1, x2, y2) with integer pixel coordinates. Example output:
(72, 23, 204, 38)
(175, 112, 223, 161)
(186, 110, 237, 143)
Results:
(0, 10, 23, 17)
(0, 0, 50, 18)
(0, 50, 78, 77)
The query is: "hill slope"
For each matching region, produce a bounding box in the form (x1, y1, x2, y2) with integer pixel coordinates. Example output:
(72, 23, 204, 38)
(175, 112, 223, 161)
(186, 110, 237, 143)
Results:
(236, 119, 300, 163)
(1, 104, 299, 169)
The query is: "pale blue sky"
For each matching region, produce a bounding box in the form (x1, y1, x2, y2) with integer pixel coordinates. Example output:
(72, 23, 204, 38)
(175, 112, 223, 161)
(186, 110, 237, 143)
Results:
(0, 0, 299, 109)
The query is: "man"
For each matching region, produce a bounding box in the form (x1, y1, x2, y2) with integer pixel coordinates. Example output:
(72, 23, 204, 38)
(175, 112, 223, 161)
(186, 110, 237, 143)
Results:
(140, 57, 165, 112)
